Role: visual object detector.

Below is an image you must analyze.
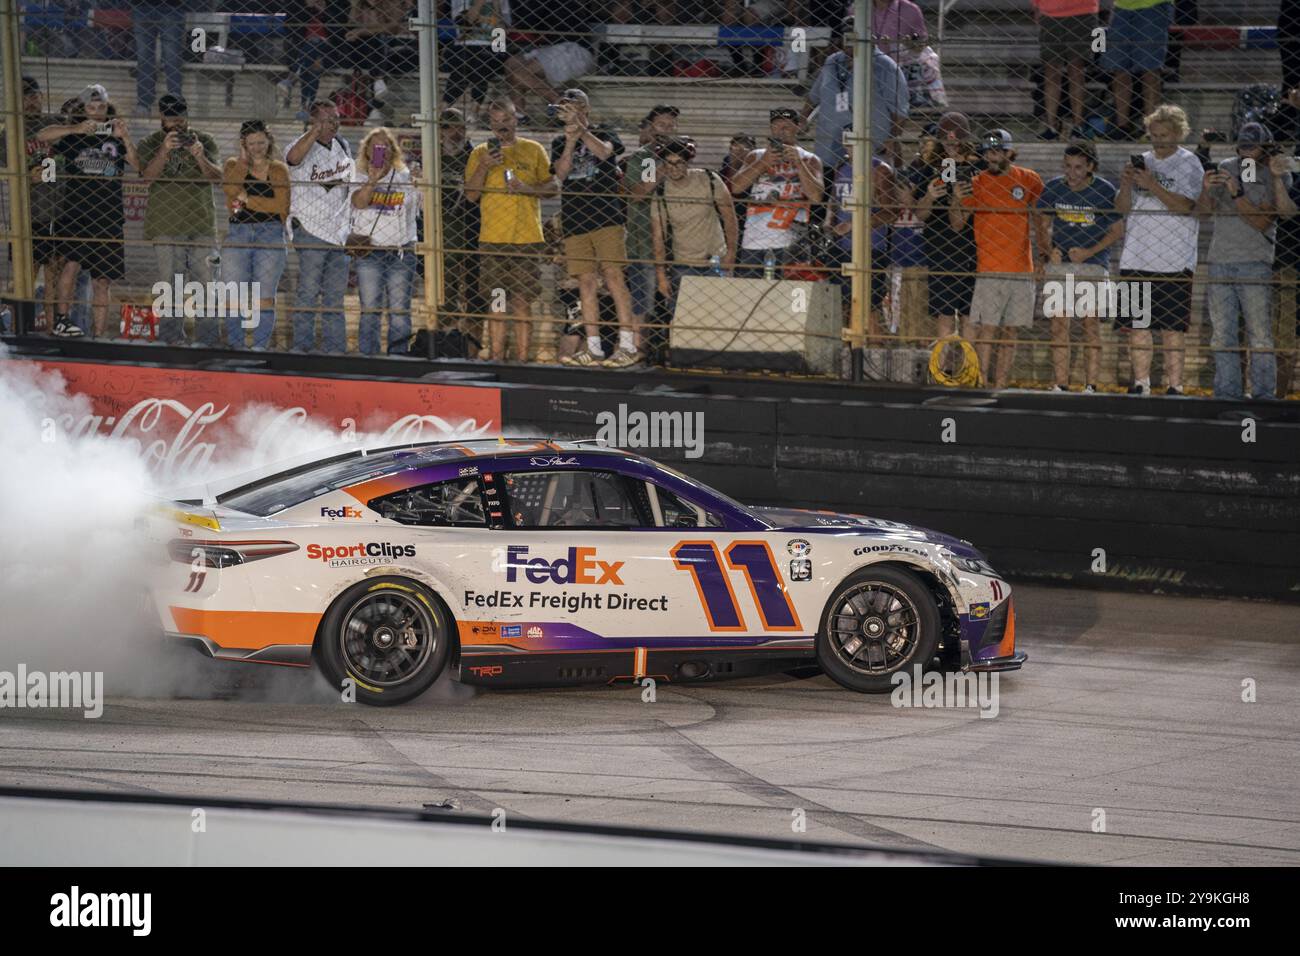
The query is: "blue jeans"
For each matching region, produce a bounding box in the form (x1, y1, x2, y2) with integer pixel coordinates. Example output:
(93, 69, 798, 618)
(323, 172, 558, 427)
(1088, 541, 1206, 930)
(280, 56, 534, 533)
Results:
(222, 221, 288, 350)
(355, 248, 415, 355)
(132, 1, 184, 111)
(293, 36, 327, 110)
(292, 228, 350, 352)
(1207, 261, 1275, 399)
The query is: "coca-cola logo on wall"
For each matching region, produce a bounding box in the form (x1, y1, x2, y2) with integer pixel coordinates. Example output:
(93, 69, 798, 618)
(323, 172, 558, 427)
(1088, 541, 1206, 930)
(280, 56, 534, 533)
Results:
(15, 360, 502, 483)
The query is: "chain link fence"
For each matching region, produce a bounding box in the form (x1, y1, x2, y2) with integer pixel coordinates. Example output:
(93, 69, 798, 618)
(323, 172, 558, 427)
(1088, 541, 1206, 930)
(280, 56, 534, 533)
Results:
(0, 0, 1295, 397)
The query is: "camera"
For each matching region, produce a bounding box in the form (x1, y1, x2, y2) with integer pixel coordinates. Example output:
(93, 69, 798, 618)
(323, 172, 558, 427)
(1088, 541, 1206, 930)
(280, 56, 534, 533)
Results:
(175, 130, 196, 147)
(95, 122, 114, 136)
(1201, 128, 1227, 144)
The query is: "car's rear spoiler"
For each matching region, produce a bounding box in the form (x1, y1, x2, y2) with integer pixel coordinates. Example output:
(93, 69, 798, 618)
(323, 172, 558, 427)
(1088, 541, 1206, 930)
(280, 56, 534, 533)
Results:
(150, 500, 223, 533)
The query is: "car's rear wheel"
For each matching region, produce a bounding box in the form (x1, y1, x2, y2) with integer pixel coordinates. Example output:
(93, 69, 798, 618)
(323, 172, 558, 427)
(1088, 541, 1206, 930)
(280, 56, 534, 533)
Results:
(816, 565, 940, 693)
(315, 576, 451, 706)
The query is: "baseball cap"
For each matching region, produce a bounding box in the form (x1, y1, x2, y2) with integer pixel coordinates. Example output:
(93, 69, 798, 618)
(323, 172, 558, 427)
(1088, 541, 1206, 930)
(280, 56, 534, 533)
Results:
(439, 107, 466, 126)
(646, 104, 680, 122)
(731, 132, 756, 147)
(770, 108, 800, 123)
(158, 93, 188, 116)
(978, 128, 1013, 152)
(1237, 121, 1274, 146)
(22, 76, 40, 96)
(559, 88, 589, 109)
(80, 84, 109, 103)
(937, 111, 972, 141)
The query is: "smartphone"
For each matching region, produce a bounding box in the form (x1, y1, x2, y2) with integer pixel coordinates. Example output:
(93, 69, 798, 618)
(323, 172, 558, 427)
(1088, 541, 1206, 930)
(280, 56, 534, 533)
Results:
(1129, 154, 1146, 170)
(95, 123, 114, 136)
(371, 142, 388, 167)
(768, 137, 784, 151)
(175, 130, 196, 147)
(487, 137, 501, 152)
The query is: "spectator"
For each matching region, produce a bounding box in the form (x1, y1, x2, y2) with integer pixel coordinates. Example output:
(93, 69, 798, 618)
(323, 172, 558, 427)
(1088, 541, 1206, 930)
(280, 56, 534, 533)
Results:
(463, 99, 556, 361)
(128, 0, 183, 118)
(952, 129, 1045, 389)
(279, 0, 334, 122)
(342, 0, 412, 125)
(721, 1, 799, 76)
(1036, 141, 1124, 392)
(910, 111, 980, 346)
(1197, 123, 1293, 399)
(1100, 0, 1174, 141)
(1114, 103, 1201, 395)
(1033, 0, 1098, 141)
(720, 132, 757, 228)
(549, 89, 639, 367)
(609, 1, 678, 76)
(829, 143, 900, 342)
(445, 0, 513, 120)
(1274, 126, 1300, 398)
(52, 87, 138, 338)
(504, 3, 597, 121)
(21, 76, 92, 333)
(870, 0, 928, 69)
(801, 18, 909, 172)
(136, 94, 223, 346)
(437, 108, 483, 336)
(729, 108, 825, 278)
(221, 120, 290, 351)
(650, 137, 739, 315)
(349, 127, 422, 355)
(285, 101, 356, 353)
(623, 105, 680, 354)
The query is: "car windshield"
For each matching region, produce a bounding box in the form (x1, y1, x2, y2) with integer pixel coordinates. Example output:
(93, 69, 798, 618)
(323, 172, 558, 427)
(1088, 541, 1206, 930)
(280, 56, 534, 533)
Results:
(218, 445, 466, 516)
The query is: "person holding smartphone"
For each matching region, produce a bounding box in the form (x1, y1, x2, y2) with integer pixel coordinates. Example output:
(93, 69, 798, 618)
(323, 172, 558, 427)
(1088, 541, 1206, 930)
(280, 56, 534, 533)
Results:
(349, 127, 422, 355)
(1196, 122, 1293, 399)
(52, 85, 139, 339)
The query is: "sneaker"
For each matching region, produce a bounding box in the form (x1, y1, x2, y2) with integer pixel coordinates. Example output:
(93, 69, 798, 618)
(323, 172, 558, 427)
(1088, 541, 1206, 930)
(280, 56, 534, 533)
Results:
(276, 75, 293, 97)
(51, 317, 83, 338)
(602, 347, 645, 368)
(372, 77, 388, 98)
(1165, 385, 1183, 396)
(365, 108, 385, 126)
(1127, 382, 1150, 396)
(1083, 383, 1097, 394)
(560, 349, 605, 367)
(1050, 383, 1068, 392)
(1040, 126, 1060, 140)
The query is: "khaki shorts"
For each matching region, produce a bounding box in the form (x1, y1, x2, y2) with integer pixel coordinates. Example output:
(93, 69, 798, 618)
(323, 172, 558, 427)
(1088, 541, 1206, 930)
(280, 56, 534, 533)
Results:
(971, 275, 1036, 328)
(479, 242, 543, 303)
(1041, 262, 1109, 319)
(564, 225, 627, 277)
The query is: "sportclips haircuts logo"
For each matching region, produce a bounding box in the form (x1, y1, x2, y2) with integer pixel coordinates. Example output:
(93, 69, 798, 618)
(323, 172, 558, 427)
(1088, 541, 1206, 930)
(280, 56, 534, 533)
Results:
(504, 545, 624, 585)
(306, 542, 416, 568)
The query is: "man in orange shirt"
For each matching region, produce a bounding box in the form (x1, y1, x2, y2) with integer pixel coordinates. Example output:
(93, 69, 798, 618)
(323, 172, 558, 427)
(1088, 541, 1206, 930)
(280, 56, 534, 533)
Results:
(954, 129, 1045, 387)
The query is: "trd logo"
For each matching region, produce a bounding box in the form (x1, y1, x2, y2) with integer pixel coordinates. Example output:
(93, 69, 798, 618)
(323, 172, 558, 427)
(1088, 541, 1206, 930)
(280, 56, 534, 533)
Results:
(320, 506, 364, 518)
(468, 665, 503, 677)
(504, 545, 624, 585)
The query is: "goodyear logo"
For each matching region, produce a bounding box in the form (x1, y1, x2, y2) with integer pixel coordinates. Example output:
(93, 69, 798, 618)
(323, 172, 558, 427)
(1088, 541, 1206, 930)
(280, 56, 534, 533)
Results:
(504, 545, 624, 586)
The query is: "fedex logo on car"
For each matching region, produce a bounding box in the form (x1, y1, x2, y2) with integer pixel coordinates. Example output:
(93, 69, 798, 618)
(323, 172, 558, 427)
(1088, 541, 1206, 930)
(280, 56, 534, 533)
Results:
(320, 506, 364, 518)
(504, 545, 625, 586)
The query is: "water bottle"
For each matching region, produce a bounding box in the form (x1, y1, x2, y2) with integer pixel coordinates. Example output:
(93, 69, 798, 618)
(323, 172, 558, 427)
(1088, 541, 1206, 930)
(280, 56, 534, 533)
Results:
(763, 249, 776, 280)
(709, 254, 722, 276)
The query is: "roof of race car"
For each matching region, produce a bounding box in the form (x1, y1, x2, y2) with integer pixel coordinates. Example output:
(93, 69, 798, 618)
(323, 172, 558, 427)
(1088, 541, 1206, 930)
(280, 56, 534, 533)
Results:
(214, 439, 658, 518)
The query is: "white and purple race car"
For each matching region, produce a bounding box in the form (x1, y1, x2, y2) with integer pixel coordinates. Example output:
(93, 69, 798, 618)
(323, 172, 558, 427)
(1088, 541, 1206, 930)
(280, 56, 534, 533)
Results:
(148, 439, 1024, 705)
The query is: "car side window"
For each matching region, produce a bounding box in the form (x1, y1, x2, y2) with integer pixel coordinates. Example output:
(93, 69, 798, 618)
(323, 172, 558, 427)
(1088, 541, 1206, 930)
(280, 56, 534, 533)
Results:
(369, 477, 485, 526)
(503, 470, 645, 528)
(647, 482, 724, 528)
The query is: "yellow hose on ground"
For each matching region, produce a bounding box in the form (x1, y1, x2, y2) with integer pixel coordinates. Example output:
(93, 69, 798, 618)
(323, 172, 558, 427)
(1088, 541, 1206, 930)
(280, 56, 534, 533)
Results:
(929, 335, 983, 387)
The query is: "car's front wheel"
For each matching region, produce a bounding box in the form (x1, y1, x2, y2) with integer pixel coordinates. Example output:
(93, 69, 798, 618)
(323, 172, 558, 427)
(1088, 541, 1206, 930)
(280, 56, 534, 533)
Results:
(816, 565, 940, 693)
(315, 576, 451, 706)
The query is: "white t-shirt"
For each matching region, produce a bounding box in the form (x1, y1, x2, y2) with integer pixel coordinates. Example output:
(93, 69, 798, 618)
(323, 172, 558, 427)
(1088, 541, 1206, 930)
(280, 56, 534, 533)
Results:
(451, 0, 511, 46)
(286, 132, 355, 245)
(348, 168, 421, 249)
(741, 145, 819, 251)
(1118, 146, 1203, 273)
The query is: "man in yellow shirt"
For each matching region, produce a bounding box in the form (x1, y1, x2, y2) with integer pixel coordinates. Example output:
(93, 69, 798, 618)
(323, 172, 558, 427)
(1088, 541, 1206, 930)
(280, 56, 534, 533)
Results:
(465, 101, 557, 361)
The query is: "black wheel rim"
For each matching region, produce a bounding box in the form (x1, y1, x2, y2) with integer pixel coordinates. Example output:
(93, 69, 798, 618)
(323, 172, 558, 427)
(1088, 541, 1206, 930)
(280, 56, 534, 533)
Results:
(828, 582, 921, 675)
(339, 590, 437, 688)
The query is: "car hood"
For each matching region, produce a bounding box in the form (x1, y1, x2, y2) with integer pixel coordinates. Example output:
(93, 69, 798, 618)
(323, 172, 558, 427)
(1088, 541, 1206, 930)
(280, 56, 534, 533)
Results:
(752, 506, 981, 557)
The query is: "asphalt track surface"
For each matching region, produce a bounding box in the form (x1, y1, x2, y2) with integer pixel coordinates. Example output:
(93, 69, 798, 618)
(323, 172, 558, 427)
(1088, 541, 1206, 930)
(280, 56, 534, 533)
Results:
(2, 584, 1298, 865)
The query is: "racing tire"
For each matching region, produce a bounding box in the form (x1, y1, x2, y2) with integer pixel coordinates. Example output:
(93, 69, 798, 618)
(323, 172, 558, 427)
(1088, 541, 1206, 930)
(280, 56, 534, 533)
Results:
(816, 565, 941, 694)
(315, 576, 452, 707)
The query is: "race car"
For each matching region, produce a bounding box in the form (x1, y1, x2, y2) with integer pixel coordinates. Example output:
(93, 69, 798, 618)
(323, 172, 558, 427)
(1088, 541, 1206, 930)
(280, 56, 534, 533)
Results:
(148, 438, 1024, 705)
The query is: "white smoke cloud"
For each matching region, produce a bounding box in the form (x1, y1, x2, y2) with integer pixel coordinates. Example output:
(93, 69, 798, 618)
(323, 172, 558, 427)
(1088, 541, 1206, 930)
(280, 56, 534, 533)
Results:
(0, 345, 493, 704)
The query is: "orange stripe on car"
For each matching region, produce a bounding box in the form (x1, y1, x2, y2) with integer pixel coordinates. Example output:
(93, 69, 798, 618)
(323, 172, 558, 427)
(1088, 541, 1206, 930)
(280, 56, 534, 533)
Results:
(994, 599, 1016, 659)
(169, 607, 320, 650)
